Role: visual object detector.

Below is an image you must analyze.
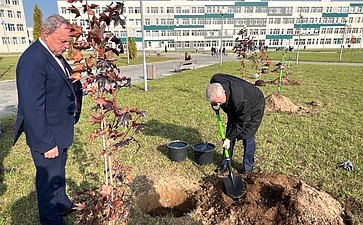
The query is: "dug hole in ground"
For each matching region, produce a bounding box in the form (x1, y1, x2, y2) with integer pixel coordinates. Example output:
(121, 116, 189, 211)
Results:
(131, 171, 351, 224)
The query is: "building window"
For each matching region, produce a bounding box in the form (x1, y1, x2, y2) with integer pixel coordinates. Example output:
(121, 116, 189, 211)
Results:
(12, 0, 19, 5)
(176, 7, 181, 13)
(61, 7, 67, 14)
(184, 41, 190, 48)
(6, 23, 15, 31)
(0, 10, 4, 17)
(198, 7, 204, 13)
(13, 37, 18, 44)
(21, 37, 26, 44)
(167, 7, 174, 14)
(150, 7, 158, 14)
(7, 10, 13, 18)
(16, 11, 21, 18)
(5, 0, 10, 4)
(145, 19, 150, 25)
(152, 31, 159, 37)
(16, 24, 24, 31)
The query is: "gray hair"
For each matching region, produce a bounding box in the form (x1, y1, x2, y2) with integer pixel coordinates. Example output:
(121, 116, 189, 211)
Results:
(42, 14, 70, 34)
(206, 83, 224, 102)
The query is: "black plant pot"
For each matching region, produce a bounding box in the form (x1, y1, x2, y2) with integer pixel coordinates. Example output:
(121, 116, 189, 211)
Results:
(167, 140, 189, 162)
(193, 142, 215, 165)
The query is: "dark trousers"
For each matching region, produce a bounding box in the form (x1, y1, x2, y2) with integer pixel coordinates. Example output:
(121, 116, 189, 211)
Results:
(31, 148, 72, 225)
(222, 124, 256, 172)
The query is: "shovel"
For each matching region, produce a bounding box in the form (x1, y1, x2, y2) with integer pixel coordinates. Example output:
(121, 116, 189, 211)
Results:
(212, 104, 246, 198)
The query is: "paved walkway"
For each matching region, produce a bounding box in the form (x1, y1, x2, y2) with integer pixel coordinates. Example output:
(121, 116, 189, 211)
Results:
(1, 52, 362, 117)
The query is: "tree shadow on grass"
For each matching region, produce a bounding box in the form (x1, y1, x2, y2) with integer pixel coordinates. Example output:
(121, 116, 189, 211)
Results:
(10, 177, 79, 225)
(0, 115, 16, 198)
(69, 127, 101, 191)
(142, 119, 204, 161)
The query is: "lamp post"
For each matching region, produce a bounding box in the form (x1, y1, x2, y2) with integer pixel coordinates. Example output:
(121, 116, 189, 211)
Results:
(339, 18, 348, 62)
(176, 24, 180, 59)
(296, 13, 303, 64)
(124, 13, 130, 64)
(219, 7, 225, 66)
(140, 0, 147, 91)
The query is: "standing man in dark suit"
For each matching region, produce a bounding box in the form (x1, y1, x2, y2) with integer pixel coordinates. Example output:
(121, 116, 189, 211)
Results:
(206, 73, 265, 174)
(13, 15, 82, 225)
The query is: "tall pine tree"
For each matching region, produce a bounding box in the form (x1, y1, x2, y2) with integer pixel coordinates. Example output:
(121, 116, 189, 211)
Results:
(33, 5, 42, 41)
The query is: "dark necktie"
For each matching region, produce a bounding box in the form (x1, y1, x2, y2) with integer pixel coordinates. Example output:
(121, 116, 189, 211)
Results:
(57, 55, 70, 77)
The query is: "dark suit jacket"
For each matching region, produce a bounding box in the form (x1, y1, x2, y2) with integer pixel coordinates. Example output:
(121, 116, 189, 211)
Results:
(210, 73, 265, 140)
(14, 40, 83, 153)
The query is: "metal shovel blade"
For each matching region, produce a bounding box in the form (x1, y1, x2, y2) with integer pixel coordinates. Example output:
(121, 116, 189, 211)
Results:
(223, 174, 246, 198)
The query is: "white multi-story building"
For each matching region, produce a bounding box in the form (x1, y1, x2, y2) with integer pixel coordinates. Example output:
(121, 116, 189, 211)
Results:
(57, 0, 363, 52)
(0, 0, 29, 53)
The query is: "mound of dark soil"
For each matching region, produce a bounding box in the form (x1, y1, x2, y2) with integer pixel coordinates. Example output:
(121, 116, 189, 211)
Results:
(265, 92, 310, 113)
(193, 172, 350, 225)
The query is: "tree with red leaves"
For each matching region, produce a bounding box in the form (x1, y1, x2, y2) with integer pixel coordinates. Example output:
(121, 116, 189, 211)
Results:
(66, 1, 146, 224)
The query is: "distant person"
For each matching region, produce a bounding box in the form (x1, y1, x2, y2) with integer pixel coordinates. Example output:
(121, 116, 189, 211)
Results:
(222, 47, 226, 56)
(13, 14, 83, 224)
(206, 73, 265, 174)
(165, 45, 168, 53)
(185, 52, 192, 61)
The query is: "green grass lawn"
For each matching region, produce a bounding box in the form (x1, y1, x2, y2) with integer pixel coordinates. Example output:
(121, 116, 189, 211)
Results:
(265, 48, 363, 63)
(0, 59, 362, 224)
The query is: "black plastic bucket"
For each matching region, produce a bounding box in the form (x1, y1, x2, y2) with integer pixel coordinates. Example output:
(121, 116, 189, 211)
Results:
(167, 140, 189, 162)
(193, 142, 215, 165)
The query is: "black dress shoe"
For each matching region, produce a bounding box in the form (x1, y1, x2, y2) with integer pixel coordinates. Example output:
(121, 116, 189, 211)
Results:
(59, 204, 76, 217)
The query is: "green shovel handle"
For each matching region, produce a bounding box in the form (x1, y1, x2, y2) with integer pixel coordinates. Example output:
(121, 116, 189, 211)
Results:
(211, 104, 225, 140)
(211, 104, 231, 159)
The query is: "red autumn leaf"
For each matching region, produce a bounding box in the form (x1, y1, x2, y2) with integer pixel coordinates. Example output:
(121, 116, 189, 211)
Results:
(73, 64, 85, 73)
(100, 184, 113, 197)
(69, 23, 82, 39)
(110, 36, 120, 45)
(67, 5, 81, 18)
(74, 202, 86, 210)
(99, 12, 111, 26)
(89, 113, 105, 124)
(94, 97, 108, 106)
(82, 4, 95, 15)
(70, 72, 82, 82)
(86, 58, 94, 68)
(73, 49, 83, 63)
(90, 4, 99, 9)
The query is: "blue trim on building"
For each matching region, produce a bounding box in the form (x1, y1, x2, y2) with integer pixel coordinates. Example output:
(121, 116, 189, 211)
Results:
(293, 23, 347, 29)
(322, 13, 349, 17)
(174, 14, 234, 19)
(235, 2, 268, 6)
(144, 25, 204, 30)
(350, 3, 363, 6)
(266, 35, 293, 40)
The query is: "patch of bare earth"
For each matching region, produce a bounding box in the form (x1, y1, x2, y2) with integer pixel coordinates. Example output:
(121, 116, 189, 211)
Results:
(134, 172, 351, 225)
(193, 172, 350, 225)
(265, 92, 311, 113)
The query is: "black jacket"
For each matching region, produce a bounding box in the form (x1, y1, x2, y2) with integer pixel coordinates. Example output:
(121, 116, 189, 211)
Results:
(210, 73, 265, 140)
